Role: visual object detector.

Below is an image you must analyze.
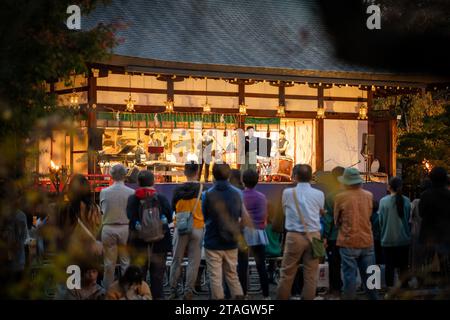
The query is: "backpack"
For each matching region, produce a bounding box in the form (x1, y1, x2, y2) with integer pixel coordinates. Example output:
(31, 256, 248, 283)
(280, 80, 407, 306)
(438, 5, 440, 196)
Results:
(137, 193, 165, 242)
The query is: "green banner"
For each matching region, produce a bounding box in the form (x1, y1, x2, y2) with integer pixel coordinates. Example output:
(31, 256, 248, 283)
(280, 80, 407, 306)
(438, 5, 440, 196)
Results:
(245, 117, 280, 125)
(97, 112, 238, 124)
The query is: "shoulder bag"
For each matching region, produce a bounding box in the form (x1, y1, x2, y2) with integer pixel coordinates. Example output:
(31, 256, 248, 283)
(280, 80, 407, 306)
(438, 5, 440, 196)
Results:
(292, 190, 325, 259)
(176, 183, 203, 235)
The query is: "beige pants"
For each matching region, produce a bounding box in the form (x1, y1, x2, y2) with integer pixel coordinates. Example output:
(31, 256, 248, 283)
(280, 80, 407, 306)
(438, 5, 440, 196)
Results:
(101, 225, 130, 290)
(205, 248, 243, 299)
(276, 232, 320, 300)
(169, 228, 204, 293)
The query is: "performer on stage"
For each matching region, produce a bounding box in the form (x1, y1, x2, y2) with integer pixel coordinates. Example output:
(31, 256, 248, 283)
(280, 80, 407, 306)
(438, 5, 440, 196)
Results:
(243, 126, 258, 171)
(278, 129, 289, 157)
(147, 132, 162, 160)
(198, 130, 215, 182)
(135, 139, 147, 164)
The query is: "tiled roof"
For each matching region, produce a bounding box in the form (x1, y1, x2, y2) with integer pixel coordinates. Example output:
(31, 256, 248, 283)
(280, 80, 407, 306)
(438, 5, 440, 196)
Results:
(83, 0, 383, 74)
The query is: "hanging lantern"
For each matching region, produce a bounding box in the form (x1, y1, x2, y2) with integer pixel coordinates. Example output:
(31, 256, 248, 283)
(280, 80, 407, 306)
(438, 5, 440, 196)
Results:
(164, 99, 174, 113)
(68, 73, 80, 110)
(124, 93, 136, 112)
(202, 78, 212, 113)
(202, 99, 211, 113)
(316, 105, 326, 119)
(125, 73, 136, 112)
(239, 103, 247, 115)
(357, 104, 368, 120)
(68, 90, 80, 110)
(276, 105, 286, 117)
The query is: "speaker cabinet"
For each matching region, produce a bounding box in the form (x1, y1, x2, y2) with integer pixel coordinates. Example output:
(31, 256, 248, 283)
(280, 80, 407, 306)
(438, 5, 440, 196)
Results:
(361, 133, 375, 156)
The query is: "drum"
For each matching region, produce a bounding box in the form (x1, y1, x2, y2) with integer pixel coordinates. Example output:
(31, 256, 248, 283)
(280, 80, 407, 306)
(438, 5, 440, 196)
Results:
(271, 156, 293, 182)
(370, 172, 388, 184)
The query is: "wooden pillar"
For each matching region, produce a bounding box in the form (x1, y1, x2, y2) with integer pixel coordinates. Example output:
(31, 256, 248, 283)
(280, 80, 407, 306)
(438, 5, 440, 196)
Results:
(390, 119, 397, 176)
(367, 89, 375, 135)
(237, 81, 246, 169)
(238, 81, 245, 105)
(279, 85, 286, 107)
(167, 77, 174, 101)
(87, 73, 97, 175)
(315, 85, 324, 171)
(70, 132, 74, 175)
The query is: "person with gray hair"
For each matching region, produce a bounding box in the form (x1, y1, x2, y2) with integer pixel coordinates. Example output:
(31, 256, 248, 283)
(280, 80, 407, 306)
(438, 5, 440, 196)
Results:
(100, 164, 135, 289)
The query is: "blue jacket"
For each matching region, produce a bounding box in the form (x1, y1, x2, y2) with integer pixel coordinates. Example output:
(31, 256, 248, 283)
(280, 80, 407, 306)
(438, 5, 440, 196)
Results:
(378, 195, 411, 247)
(202, 180, 243, 250)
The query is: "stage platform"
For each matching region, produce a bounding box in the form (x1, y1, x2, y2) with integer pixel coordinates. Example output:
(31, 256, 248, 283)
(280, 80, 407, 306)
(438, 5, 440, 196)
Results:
(149, 182, 388, 219)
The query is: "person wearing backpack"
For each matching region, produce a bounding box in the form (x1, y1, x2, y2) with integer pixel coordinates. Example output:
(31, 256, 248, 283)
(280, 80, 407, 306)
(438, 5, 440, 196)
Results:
(168, 161, 204, 300)
(126, 170, 172, 300)
(202, 163, 244, 300)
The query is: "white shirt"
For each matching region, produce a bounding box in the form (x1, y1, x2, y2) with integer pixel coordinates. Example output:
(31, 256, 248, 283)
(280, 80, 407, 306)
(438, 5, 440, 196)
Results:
(282, 183, 324, 233)
(100, 181, 135, 225)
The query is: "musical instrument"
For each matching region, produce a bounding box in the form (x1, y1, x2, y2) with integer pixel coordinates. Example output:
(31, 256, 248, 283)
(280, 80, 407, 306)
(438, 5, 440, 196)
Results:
(270, 156, 293, 182)
(98, 145, 136, 170)
(370, 172, 388, 183)
(368, 158, 388, 183)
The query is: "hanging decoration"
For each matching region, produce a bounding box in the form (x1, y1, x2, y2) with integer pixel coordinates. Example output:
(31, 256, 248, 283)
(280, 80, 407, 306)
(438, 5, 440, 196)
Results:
(239, 103, 247, 115)
(357, 104, 368, 120)
(316, 105, 325, 119)
(164, 99, 174, 113)
(202, 77, 212, 113)
(98, 111, 243, 129)
(116, 111, 122, 135)
(144, 113, 150, 135)
(124, 73, 136, 112)
(68, 73, 80, 110)
(276, 105, 286, 117)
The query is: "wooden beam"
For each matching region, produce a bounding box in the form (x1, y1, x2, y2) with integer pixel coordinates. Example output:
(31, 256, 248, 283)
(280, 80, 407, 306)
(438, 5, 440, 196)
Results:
(88, 85, 368, 102)
(96, 86, 166, 94)
(53, 86, 89, 95)
(323, 96, 368, 102)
